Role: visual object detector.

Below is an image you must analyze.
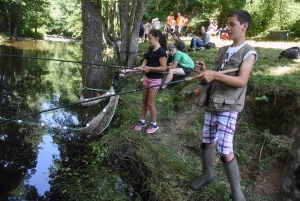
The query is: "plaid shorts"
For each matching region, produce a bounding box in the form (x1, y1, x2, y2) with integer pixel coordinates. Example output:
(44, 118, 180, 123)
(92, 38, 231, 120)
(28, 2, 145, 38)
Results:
(202, 111, 238, 154)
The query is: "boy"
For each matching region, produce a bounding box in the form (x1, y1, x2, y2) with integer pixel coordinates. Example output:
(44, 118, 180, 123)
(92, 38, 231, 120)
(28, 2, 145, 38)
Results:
(172, 31, 187, 53)
(161, 44, 194, 90)
(190, 10, 257, 201)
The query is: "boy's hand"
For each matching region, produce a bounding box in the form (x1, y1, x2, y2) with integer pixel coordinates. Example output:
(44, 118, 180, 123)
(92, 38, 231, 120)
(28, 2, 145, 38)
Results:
(194, 61, 207, 74)
(198, 70, 216, 83)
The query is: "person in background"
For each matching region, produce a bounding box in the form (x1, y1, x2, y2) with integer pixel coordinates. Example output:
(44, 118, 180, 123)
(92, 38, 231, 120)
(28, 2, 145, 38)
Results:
(161, 44, 194, 90)
(182, 15, 189, 36)
(208, 20, 219, 36)
(189, 26, 210, 52)
(165, 12, 174, 39)
(218, 27, 229, 40)
(139, 21, 145, 42)
(172, 31, 187, 53)
(171, 18, 176, 35)
(153, 18, 161, 30)
(151, 18, 157, 29)
(116, 37, 121, 52)
(167, 31, 187, 65)
(175, 13, 184, 33)
(144, 20, 152, 43)
(190, 10, 257, 201)
(207, 20, 214, 32)
(133, 29, 167, 134)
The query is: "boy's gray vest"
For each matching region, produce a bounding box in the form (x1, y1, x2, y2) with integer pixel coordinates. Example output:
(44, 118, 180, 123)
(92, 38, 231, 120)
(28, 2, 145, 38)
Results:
(198, 43, 255, 112)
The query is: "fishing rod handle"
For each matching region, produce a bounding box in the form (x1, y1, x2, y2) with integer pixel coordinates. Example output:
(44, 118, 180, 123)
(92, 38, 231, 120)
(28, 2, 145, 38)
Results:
(185, 68, 239, 81)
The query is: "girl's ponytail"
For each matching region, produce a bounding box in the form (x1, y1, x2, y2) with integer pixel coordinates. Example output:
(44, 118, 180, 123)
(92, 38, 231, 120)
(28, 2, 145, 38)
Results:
(149, 29, 167, 50)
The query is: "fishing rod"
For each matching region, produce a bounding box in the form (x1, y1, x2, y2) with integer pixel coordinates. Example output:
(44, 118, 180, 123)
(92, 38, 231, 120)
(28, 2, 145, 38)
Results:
(0, 53, 135, 69)
(0, 68, 240, 123)
(0, 79, 188, 124)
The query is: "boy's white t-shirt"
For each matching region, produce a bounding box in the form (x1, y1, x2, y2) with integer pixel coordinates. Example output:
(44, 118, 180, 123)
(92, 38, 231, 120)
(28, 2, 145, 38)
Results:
(219, 42, 257, 70)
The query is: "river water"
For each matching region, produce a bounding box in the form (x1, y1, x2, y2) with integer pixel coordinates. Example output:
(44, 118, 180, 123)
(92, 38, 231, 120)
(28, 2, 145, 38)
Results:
(0, 40, 86, 199)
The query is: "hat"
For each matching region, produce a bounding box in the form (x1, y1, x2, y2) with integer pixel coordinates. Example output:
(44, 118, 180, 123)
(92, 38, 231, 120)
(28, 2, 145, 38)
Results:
(168, 44, 177, 50)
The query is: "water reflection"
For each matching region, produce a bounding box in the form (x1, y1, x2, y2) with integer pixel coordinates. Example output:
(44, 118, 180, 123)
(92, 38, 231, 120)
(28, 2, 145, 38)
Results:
(27, 135, 59, 195)
(0, 40, 83, 199)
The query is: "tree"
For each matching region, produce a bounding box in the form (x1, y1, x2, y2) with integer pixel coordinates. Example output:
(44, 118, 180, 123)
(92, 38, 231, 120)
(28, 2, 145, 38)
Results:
(49, 0, 82, 39)
(24, 0, 51, 38)
(81, 0, 110, 98)
(119, 0, 150, 67)
(0, 0, 23, 39)
(0, 0, 51, 39)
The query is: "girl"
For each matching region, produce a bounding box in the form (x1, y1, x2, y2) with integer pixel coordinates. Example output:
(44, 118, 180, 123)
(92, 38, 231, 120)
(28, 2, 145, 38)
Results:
(189, 26, 210, 51)
(134, 29, 167, 134)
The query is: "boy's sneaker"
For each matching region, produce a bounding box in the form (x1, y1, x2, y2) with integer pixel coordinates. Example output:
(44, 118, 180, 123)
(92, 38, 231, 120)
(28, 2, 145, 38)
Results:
(134, 121, 146, 131)
(146, 124, 159, 134)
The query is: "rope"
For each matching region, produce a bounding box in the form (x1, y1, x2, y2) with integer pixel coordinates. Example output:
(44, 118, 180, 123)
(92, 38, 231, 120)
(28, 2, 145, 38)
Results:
(80, 82, 110, 93)
(0, 78, 188, 123)
(79, 85, 114, 107)
(75, 94, 119, 134)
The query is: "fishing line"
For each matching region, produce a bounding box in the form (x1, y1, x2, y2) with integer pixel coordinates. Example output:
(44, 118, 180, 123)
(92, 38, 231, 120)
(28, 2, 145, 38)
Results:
(0, 78, 188, 123)
(0, 54, 136, 69)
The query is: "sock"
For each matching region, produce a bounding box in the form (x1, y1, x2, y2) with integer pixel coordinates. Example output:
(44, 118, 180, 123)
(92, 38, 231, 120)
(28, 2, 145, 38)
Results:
(140, 119, 145, 124)
(151, 122, 157, 126)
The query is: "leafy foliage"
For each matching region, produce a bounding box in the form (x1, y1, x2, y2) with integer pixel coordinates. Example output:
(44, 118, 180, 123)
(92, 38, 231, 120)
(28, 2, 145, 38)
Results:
(0, 0, 300, 39)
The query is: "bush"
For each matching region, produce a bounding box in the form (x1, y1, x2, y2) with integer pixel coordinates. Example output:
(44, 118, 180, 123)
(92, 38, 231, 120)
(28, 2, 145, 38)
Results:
(290, 16, 300, 37)
(18, 28, 44, 39)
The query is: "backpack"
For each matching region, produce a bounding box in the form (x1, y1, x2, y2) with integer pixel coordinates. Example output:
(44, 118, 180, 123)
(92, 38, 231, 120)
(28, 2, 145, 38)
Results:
(205, 42, 216, 49)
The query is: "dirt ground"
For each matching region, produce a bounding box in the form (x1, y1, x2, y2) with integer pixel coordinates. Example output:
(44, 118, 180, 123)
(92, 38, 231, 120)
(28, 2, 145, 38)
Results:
(153, 102, 285, 200)
(150, 37, 299, 200)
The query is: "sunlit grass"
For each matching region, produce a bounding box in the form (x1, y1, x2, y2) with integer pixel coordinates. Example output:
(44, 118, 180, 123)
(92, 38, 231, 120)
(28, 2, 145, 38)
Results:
(85, 39, 300, 200)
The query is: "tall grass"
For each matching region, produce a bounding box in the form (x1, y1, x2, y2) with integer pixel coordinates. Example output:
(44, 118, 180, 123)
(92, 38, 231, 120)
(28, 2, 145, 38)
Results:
(69, 38, 300, 200)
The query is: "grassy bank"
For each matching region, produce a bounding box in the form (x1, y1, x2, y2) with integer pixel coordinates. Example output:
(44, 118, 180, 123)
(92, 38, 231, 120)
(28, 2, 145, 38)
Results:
(59, 37, 300, 200)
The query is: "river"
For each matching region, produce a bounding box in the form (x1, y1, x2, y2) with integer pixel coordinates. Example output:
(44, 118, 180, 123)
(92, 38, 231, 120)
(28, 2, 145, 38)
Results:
(0, 39, 86, 199)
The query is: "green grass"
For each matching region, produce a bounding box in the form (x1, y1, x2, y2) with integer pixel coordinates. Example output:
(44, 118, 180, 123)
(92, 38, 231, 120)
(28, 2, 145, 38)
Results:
(63, 38, 300, 200)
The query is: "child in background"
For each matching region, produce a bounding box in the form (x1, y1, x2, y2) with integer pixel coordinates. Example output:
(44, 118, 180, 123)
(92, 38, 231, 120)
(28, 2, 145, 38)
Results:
(144, 20, 151, 43)
(134, 29, 167, 134)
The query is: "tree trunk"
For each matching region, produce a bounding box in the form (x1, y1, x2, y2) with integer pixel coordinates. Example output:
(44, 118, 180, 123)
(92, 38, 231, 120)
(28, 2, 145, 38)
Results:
(119, 0, 150, 67)
(109, 2, 115, 35)
(12, 3, 21, 40)
(119, 0, 129, 63)
(115, 1, 119, 36)
(2, 2, 11, 37)
(81, 0, 109, 98)
(277, 117, 300, 201)
(105, 1, 109, 32)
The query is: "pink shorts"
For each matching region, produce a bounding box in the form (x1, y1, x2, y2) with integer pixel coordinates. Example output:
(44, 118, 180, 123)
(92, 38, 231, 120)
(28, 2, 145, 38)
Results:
(142, 76, 161, 89)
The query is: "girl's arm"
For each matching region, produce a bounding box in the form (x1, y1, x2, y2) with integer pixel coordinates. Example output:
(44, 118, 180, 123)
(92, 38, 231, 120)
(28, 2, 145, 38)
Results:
(168, 60, 179, 69)
(122, 58, 148, 73)
(143, 56, 167, 73)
